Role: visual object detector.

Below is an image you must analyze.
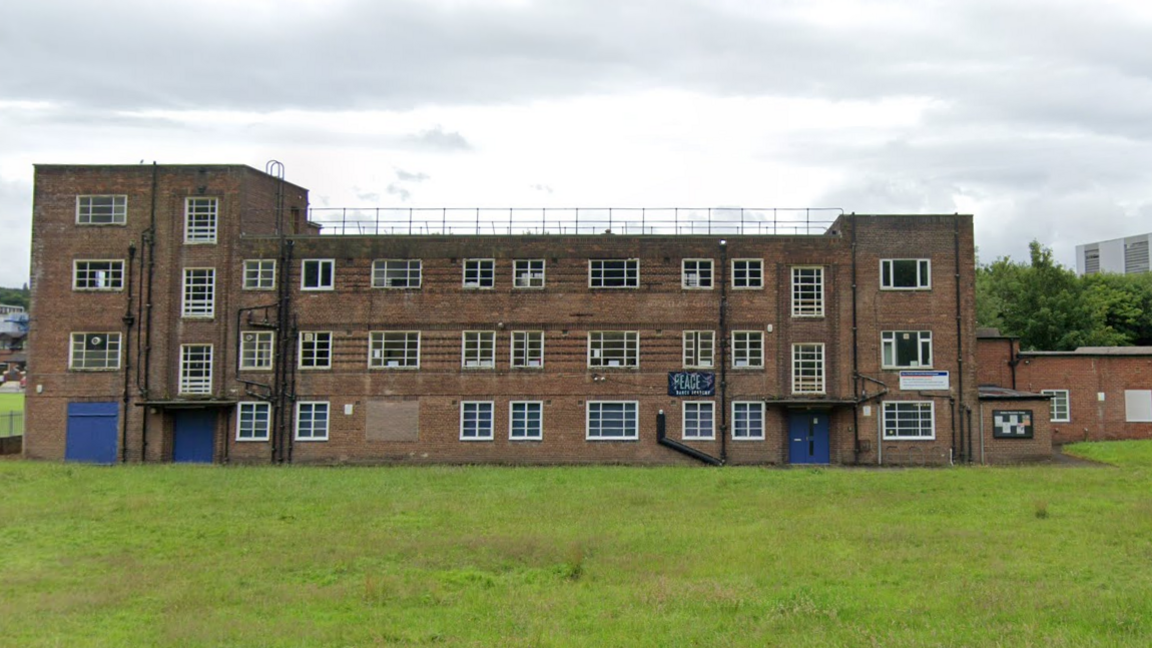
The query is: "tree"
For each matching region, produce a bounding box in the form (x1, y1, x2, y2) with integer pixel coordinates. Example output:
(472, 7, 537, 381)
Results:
(0, 286, 29, 310)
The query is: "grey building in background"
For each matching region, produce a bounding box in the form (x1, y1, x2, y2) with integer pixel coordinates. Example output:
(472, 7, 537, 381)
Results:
(1076, 233, 1151, 276)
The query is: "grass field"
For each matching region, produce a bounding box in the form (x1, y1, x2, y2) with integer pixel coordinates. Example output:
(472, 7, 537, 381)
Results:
(2, 444, 1151, 647)
(0, 392, 22, 437)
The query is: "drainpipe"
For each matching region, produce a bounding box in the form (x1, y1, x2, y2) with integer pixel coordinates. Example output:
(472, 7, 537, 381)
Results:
(979, 404, 986, 464)
(850, 216, 861, 464)
(953, 218, 966, 464)
(140, 162, 159, 462)
(119, 243, 137, 462)
(657, 410, 723, 466)
(951, 395, 960, 462)
(718, 238, 729, 463)
(967, 406, 975, 465)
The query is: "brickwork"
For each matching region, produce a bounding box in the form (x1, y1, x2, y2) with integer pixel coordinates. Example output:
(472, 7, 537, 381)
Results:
(977, 336, 1152, 444)
(27, 165, 978, 466)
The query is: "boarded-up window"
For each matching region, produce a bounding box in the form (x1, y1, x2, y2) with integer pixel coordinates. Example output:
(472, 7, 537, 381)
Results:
(366, 399, 419, 441)
(1124, 390, 1152, 423)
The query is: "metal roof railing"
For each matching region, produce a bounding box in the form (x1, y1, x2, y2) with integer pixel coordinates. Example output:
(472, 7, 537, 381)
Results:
(306, 207, 843, 237)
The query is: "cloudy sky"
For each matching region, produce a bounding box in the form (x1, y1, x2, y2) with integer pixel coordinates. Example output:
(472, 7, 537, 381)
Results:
(3, 0, 1151, 287)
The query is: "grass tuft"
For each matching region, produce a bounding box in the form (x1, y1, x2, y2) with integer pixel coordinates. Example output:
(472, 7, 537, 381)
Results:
(1034, 499, 1049, 519)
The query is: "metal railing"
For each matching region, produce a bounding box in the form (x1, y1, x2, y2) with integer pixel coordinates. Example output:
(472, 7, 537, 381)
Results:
(1, 411, 21, 438)
(306, 207, 843, 237)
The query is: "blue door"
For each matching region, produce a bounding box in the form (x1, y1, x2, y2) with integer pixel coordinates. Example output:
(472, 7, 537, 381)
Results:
(788, 411, 830, 464)
(65, 402, 119, 464)
(173, 410, 216, 463)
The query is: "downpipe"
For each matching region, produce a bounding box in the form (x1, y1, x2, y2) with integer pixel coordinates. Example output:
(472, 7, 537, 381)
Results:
(657, 410, 723, 466)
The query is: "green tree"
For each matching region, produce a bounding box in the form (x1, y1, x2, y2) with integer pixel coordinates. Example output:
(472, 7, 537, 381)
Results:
(0, 285, 29, 310)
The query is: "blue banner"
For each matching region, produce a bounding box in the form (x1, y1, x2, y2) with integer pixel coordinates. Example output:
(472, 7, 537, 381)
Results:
(668, 371, 716, 397)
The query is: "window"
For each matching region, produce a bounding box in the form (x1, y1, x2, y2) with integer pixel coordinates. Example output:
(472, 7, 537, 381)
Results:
(179, 344, 213, 394)
(792, 343, 825, 394)
(881, 331, 933, 368)
(682, 259, 714, 289)
(184, 197, 218, 244)
(295, 401, 330, 441)
(301, 259, 334, 291)
(881, 259, 931, 290)
(882, 401, 935, 440)
(73, 260, 124, 291)
(1083, 246, 1100, 275)
(587, 401, 639, 440)
(732, 402, 765, 440)
(369, 331, 420, 368)
(732, 259, 763, 289)
(1041, 389, 1070, 422)
(237, 402, 271, 441)
(588, 331, 639, 367)
(460, 401, 494, 440)
(683, 331, 715, 369)
(510, 401, 543, 440)
(513, 259, 546, 288)
(372, 259, 422, 289)
(792, 266, 824, 317)
(69, 332, 121, 370)
(298, 332, 332, 369)
(1124, 390, 1152, 423)
(683, 401, 715, 440)
(243, 260, 276, 290)
(182, 268, 215, 318)
(589, 259, 639, 288)
(732, 331, 764, 368)
(463, 258, 495, 288)
(511, 331, 544, 368)
(462, 331, 496, 368)
(76, 195, 126, 225)
(239, 331, 274, 370)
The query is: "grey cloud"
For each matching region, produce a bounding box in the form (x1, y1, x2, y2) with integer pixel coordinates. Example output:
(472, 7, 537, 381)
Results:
(396, 169, 430, 182)
(0, 178, 32, 286)
(386, 183, 411, 202)
(530, 184, 554, 194)
(404, 127, 471, 152)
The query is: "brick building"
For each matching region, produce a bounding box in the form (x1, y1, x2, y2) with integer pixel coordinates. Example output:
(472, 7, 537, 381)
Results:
(977, 330, 1152, 444)
(27, 163, 1006, 466)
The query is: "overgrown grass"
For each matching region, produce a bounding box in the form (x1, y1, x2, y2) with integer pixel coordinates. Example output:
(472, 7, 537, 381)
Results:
(2, 443, 1152, 646)
(0, 392, 21, 437)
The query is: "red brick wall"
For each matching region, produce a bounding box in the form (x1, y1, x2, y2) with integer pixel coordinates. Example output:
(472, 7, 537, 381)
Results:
(28, 165, 977, 466)
(979, 398, 1054, 464)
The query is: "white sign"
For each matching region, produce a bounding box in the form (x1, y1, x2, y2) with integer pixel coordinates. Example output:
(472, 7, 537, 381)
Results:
(899, 370, 950, 391)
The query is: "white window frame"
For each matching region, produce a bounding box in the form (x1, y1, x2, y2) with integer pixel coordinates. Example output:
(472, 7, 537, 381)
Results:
(239, 331, 275, 371)
(463, 258, 495, 289)
(73, 260, 125, 291)
(731, 331, 764, 369)
(462, 331, 496, 368)
(184, 197, 218, 244)
(586, 401, 639, 440)
(236, 402, 271, 441)
(792, 343, 825, 394)
(295, 401, 330, 441)
(369, 331, 420, 369)
(791, 266, 825, 317)
(588, 331, 639, 368)
(372, 259, 422, 289)
(682, 259, 714, 289)
(732, 401, 765, 440)
(683, 330, 715, 369)
(732, 259, 764, 289)
(179, 344, 213, 394)
(181, 268, 216, 318)
(513, 259, 546, 289)
(460, 401, 495, 441)
(243, 259, 276, 291)
(881, 259, 932, 290)
(589, 259, 639, 288)
(509, 401, 544, 441)
(682, 401, 716, 440)
(298, 331, 333, 369)
(881, 401, 935, 440)
(1041, 389, 1070, 423)
(881, 330, 933, 369)
(300, 259, 335, 291)
(76, 195, 127, 225)
(68, 332, 121, 370)
(511, 330, 544, 368)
